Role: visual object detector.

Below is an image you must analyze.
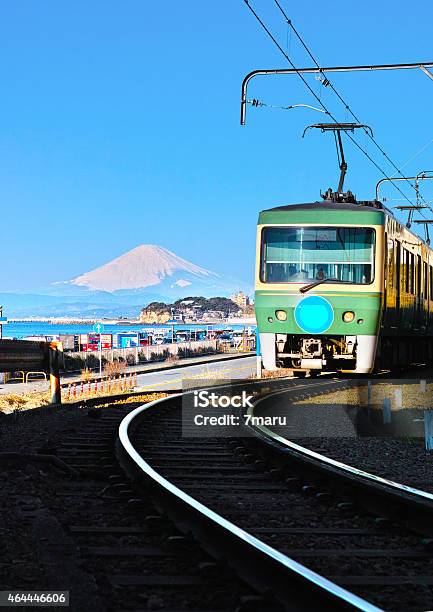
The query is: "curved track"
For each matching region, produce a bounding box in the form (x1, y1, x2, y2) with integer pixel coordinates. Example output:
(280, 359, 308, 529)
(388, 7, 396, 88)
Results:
(117, 379, 433, 611)
(120, 379, 427, 611)
(29, 379, 432, 609)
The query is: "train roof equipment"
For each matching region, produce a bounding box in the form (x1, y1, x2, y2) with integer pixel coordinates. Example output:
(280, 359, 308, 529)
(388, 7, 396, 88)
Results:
(302, 122, 373, 204)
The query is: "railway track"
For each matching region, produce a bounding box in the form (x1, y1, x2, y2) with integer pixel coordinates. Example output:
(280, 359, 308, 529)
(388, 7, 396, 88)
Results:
(13, 395, 266, 611)
(7, 377, 433, 610)
(117, 380, 433, 611)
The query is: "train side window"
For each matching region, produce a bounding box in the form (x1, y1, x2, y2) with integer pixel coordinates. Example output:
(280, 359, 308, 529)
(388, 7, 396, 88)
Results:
(424, 262, 428, 297)
(404, 250, 409, 293)
(410, 253, 415, 294)
(395, 241, 401, 307)
(417, 255, 422, 296)
(387, 238, 394, 288)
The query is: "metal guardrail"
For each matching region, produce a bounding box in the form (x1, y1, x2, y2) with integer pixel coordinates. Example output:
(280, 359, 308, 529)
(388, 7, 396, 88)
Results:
(0, 340, 63, 404)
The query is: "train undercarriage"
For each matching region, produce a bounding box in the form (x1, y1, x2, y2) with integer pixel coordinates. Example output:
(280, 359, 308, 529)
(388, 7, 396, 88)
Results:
(276, 333, 355, 369)
(260, 332, 377, 374)
(260, 332, 433, 375)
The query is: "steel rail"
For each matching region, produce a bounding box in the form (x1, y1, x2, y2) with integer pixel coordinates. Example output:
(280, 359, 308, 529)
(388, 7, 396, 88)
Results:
(241, 62, 433, 125)
(117, 390, 380, 611)
(248, 387, 433, 532)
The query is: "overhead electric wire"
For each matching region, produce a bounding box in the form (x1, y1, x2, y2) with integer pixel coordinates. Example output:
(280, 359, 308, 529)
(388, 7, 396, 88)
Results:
(242, 0, 429, 212)
(273, 0, 430, 212)
(247, 98, 326, 113)
(400, 137, 433, 170)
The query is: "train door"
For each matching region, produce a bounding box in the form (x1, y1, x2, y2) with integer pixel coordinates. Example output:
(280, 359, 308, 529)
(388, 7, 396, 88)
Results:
(423, 261, 428, 329)
(383, 235, 388, 322)
(384, 237, 395, 326)
(427, 264, 433, 335)
(413, 255, 422, 329)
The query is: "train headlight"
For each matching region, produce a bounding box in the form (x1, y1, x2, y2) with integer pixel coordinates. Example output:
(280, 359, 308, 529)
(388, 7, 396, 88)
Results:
(342, 311, 355, 323)
(275, 310, 287, 321)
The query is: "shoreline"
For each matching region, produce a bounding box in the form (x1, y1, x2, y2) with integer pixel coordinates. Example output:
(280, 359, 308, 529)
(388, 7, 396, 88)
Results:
(9, 317, 257, 326)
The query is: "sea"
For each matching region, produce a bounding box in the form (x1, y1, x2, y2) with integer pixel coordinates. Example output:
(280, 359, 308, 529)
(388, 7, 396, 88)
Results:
(3, 321, 256, 340)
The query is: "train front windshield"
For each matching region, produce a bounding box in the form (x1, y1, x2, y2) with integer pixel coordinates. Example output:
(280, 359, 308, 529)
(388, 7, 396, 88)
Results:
(261, 226, 375, 284)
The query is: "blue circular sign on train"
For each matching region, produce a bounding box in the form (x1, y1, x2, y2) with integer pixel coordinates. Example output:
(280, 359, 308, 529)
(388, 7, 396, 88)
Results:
(294, 295, 334, 334)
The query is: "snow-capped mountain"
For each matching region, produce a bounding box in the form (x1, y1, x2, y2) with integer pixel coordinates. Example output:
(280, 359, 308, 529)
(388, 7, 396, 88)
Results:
(69, 245, 218, 292)
(2, 245, 252, 317)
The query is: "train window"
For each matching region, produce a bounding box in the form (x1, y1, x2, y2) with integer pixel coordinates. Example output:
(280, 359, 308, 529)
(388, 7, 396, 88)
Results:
(410, 253, 415, 293)
(404, 250, 409, 293)
(417, 255, 422, 296)
(424, 262, 428, 297)
(395, 241, 401, 296)
(260, 226, 375, 284)
(387, 239, 394, 288)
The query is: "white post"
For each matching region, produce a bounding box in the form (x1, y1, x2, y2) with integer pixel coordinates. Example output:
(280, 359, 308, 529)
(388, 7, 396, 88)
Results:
(394, 388, 402, 409)
(256, 356, 262, 379)
(421, 379, 427, 392)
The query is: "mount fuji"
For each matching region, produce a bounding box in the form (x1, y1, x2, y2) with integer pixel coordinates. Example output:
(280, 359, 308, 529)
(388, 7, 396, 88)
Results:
(1, 245, 252, 318)
(68, 245, 220, 292)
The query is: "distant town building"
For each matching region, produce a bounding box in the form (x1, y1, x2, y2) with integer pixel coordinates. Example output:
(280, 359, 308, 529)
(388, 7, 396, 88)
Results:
(172, 310, 184, 322)
(202, 310, 225, 321)
(230, 291, 250, 310)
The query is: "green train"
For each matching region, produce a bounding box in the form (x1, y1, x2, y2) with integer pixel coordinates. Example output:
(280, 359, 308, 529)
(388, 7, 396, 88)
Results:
(255, 199, 433, 374)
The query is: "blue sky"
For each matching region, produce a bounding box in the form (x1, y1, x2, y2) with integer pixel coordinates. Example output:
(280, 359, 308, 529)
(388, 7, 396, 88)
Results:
(2, 0, 433, 290)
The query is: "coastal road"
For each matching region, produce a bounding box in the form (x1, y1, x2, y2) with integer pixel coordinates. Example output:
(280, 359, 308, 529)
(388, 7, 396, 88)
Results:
(0, 354, 257, 396)
(135, 355, 256, 391)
